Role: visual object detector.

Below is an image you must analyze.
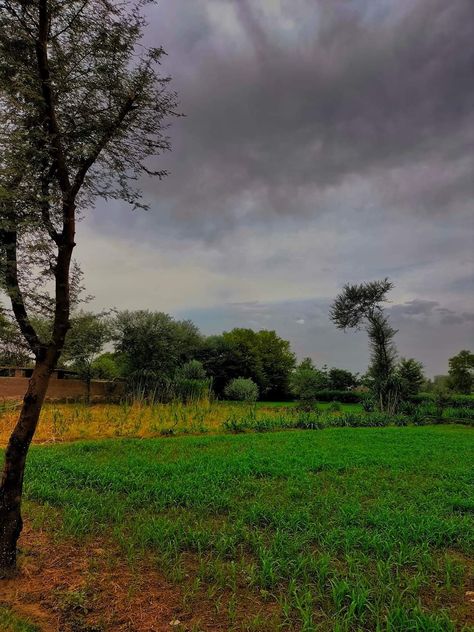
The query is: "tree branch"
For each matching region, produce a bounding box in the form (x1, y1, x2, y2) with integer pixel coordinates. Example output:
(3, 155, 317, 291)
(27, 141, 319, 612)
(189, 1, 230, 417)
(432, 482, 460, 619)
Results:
(0, 230, 42, 357)
(70, 94, 137, 199)
(35, 0, 71, 197)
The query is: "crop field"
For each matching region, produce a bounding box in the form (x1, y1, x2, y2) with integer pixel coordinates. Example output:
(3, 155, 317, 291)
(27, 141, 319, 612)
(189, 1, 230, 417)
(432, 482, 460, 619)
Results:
(0, 424, 472, 631)
(0, 401, 363, 444)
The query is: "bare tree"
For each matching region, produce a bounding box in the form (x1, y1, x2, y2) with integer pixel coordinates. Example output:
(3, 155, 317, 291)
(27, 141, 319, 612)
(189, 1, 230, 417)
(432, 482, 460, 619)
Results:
(330, 279, 400, 413)
(0, 0, 177, 574)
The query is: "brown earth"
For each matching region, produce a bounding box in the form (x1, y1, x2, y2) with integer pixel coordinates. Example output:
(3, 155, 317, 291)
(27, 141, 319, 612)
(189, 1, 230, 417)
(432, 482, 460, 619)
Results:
(0, 523, 278, 632)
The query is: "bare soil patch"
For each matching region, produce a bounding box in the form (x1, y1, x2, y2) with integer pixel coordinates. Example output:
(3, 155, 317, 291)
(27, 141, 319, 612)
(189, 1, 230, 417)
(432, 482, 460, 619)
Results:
(0, 523, 274, 632)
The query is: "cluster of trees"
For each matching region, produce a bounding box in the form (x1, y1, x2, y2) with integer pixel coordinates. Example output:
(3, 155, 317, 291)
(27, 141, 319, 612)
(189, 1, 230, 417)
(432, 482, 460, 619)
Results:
(2, 306, 471, 407)
(2, 306, 471, 405)
(0, 308, 372, 402)
(0, 309, 299, 400)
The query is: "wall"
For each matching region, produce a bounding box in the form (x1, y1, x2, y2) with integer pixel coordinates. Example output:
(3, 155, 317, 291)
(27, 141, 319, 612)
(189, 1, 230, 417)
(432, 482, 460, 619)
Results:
(0, 377, 124, 402)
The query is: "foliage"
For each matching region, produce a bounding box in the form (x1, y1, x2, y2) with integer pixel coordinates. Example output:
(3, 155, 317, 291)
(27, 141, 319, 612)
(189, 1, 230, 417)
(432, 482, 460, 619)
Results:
(0, 310, 30, 366)
(90, 353, 121, 381)
(289, 359, 328, 400)
(198, 329, 295, 399)
(224, 377, 259, 402)
(327, 367, 358, 390)
(398, 357, 425, 398)
(113, 311, 202, 390)
(61, 312, 112, 392)
(330, 279, 400, 413)
(448, 349, 474, 394)
(173, 360, 211, 403)
(176, 360, 207, 381)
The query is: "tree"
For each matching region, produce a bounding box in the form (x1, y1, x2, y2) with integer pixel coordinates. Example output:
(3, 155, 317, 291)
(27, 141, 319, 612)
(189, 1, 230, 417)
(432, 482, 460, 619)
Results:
(328, 368, 358, 390)
(398, 358, 424, 399)
(199, 329, 295, 399)
(253, 329, 296, 399)
(174, 360, 211, 403)
(289, 359, 328, 401)
(90, 353, 121, 381)
(448, 350, 474, 394)
(0, 0, 177, 573)
(62, 312, 112, 401)
(330, 279, 400, 413)
(113, 311, 202, 387)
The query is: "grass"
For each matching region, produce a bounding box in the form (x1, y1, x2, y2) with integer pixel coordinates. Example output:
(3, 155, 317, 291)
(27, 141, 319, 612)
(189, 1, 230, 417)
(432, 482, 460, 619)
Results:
(0, 400, 363, 444)
(19, 424, 474, 631)
(0, 608, 40, 632)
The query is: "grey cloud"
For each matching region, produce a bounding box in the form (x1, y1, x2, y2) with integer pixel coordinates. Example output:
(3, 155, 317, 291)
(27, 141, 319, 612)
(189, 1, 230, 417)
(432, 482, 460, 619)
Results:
(127, 0, 474, 238)
(78, 1, 473, 377)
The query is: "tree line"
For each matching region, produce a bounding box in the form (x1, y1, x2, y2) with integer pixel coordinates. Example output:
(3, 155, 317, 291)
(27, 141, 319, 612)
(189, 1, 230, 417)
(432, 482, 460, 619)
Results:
(1, 306, 471, 404)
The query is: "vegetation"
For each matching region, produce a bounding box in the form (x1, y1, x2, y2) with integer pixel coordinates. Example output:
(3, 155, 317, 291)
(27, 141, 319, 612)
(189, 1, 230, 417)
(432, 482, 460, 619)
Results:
(330, 280, 401, 414)
(0, 0, 177, 573)
(398, 358, 425, 398)
(224, 377, 259, 402)
(13, 425, 474, 631)
(448, 350, 474, 394)
(198, 328, 296, 399)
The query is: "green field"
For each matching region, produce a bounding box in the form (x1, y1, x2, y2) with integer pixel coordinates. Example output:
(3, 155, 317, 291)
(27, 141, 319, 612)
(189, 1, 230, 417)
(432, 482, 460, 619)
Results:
(21, 425, 473, 631)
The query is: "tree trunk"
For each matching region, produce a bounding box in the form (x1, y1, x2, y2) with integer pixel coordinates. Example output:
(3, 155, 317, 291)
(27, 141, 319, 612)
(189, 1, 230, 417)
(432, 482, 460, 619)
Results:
(0, 353, 56, 576)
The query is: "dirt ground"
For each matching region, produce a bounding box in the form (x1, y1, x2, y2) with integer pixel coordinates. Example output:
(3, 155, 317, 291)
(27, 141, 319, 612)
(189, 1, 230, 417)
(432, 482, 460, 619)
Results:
(0, 522, 265, 632)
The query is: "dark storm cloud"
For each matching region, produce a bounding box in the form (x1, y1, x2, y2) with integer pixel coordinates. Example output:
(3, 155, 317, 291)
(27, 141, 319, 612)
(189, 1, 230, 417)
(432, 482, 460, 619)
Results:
(81, 0, 473, 377)
(135, 0, 474, 236)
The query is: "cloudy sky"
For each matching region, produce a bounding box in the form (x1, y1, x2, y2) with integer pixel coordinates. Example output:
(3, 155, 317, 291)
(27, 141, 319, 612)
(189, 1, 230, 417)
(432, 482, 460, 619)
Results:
(79, 0, 473, 376)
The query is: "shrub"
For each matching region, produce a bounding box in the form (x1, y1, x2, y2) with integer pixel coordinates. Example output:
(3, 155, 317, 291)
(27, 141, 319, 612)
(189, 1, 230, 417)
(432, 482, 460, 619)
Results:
(224, 377, 259, 402)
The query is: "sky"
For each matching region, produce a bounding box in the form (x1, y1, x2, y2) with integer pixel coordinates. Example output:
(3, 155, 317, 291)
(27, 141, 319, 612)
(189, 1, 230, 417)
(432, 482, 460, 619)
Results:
(79, 0, 474, 377)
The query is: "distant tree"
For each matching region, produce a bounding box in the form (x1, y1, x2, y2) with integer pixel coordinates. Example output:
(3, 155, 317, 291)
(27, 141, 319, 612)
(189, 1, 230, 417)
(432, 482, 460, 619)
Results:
(221, 329, 265, 389)
(448, 350, 474, 394)
(113, 311, 202, 386)
(398, 358, 425, 398)
(198, 329, 295, 399)
(330, 279, 400, 413)
(289, 360, 328, 401)
(197, 335, 246, 395)
(299, 357, 315, 370)
(91, 353, 121, 381)
(253, 329, 296, 399)
(0, 0, 177, 572)
(62, 312, 112, 401)
(328, 368, 358, 390)
(224, 377, 259, 402)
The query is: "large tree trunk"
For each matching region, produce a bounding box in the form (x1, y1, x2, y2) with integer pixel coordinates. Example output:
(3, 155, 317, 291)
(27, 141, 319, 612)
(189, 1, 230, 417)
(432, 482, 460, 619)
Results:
(0, 352, 56, 576)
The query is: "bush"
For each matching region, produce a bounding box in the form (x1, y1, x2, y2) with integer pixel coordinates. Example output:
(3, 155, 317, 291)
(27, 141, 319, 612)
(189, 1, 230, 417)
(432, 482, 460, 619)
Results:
(224, 377, 259, 402)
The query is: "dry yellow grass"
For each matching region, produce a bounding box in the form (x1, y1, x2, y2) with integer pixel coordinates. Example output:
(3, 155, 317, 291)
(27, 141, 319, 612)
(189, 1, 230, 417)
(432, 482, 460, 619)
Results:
(0, 400, 280, 444)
